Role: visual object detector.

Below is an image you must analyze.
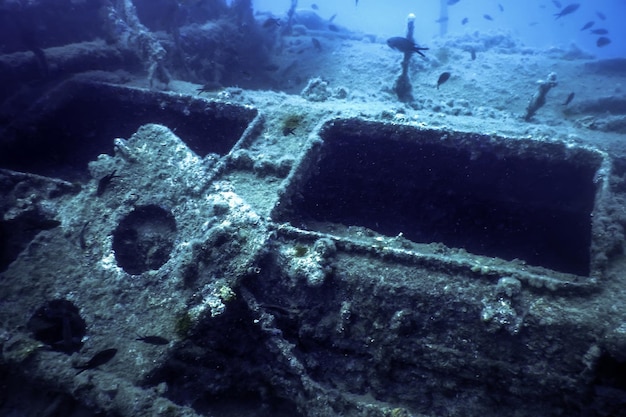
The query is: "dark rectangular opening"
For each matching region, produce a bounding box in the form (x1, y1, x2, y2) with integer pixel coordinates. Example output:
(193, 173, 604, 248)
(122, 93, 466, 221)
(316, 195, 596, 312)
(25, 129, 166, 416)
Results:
(278, 119, 602, 276)
(0, 82, 256, 181)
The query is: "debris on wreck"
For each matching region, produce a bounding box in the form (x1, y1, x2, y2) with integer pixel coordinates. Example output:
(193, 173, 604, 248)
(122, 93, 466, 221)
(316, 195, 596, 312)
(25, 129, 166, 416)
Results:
(524, 72, 558, 121)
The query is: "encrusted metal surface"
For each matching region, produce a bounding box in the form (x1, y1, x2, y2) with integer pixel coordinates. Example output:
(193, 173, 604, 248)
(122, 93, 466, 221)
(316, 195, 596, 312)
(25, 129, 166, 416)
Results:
(1, 81, 626, 417)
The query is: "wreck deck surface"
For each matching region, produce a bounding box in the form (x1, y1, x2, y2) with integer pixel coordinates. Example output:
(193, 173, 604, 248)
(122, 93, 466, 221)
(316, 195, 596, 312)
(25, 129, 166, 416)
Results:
(1, 32, 626, 417)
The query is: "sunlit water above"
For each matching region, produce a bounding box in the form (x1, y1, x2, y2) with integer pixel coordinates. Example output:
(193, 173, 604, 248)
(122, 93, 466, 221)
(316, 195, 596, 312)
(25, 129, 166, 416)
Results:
(254, 0, 626, 58)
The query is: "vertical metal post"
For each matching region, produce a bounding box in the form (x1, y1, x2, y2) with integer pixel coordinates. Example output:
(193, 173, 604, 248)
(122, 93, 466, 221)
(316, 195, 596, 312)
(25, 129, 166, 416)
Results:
(439, 0, 448, 36)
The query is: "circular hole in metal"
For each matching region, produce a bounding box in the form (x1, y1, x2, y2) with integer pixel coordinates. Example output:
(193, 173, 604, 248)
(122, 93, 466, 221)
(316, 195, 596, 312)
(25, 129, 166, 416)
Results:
(27, 299, 86, 354)
(112, 204, 177, 275)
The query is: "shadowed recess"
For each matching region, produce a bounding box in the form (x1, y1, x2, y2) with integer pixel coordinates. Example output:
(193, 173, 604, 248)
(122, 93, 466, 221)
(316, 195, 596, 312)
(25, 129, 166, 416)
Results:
(112, 204, 177, 275)
(0, 82, 256, 181)
(27, 299, 86, 354)
(279, 119, 602, 276)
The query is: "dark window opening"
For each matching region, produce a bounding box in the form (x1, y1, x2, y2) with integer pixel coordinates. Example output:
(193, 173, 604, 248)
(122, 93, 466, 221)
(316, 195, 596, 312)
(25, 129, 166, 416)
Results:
(278, 119, 601, 276)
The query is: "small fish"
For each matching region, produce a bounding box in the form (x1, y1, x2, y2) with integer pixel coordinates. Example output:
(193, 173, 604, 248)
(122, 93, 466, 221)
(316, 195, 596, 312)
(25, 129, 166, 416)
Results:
(263, 64, 279, 72)
(580, 21, 594, 31)
(328, 24, 339, 32)
(461, 17, 469, 25)
(563, 92, 575, 106)
(50, 315, 79, 353)
(435, 16, 449, 23)
(554, 3, 579, 19)
(552, 0, 562, 8)
(197, 81, 223, 94)
(311, 3, 318, 10)
(386, 37, 429, 57)
(74, 348, 117, 375)
(498, 4, 504, 12)
(60, 316, 74, 352)
(437, 72, 451, 89)
(262, 17, 280, 28)
(470, 48, 476, 60)
(283, 127, 296, 136)
(591, 29, 608, 35)
(447, 0, 460, 5)
(596, 37, 611, 47)
(312, 37, 322, 51)
(596, 11, 606, 21)
(79, 221, 90, 250)
(483, 14, 493, 21)
(328, 13, 337, 22)
(136, 335, 170, 345)
(96, 170, 119, 196)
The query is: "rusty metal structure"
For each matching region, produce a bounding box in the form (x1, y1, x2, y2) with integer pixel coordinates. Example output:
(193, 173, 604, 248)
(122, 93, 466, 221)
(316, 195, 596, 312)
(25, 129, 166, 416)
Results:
(1, 1, 626, 417)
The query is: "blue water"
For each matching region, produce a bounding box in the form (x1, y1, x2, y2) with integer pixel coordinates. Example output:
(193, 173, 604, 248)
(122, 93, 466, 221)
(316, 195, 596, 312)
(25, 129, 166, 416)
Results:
(255, 0, 626, 58)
